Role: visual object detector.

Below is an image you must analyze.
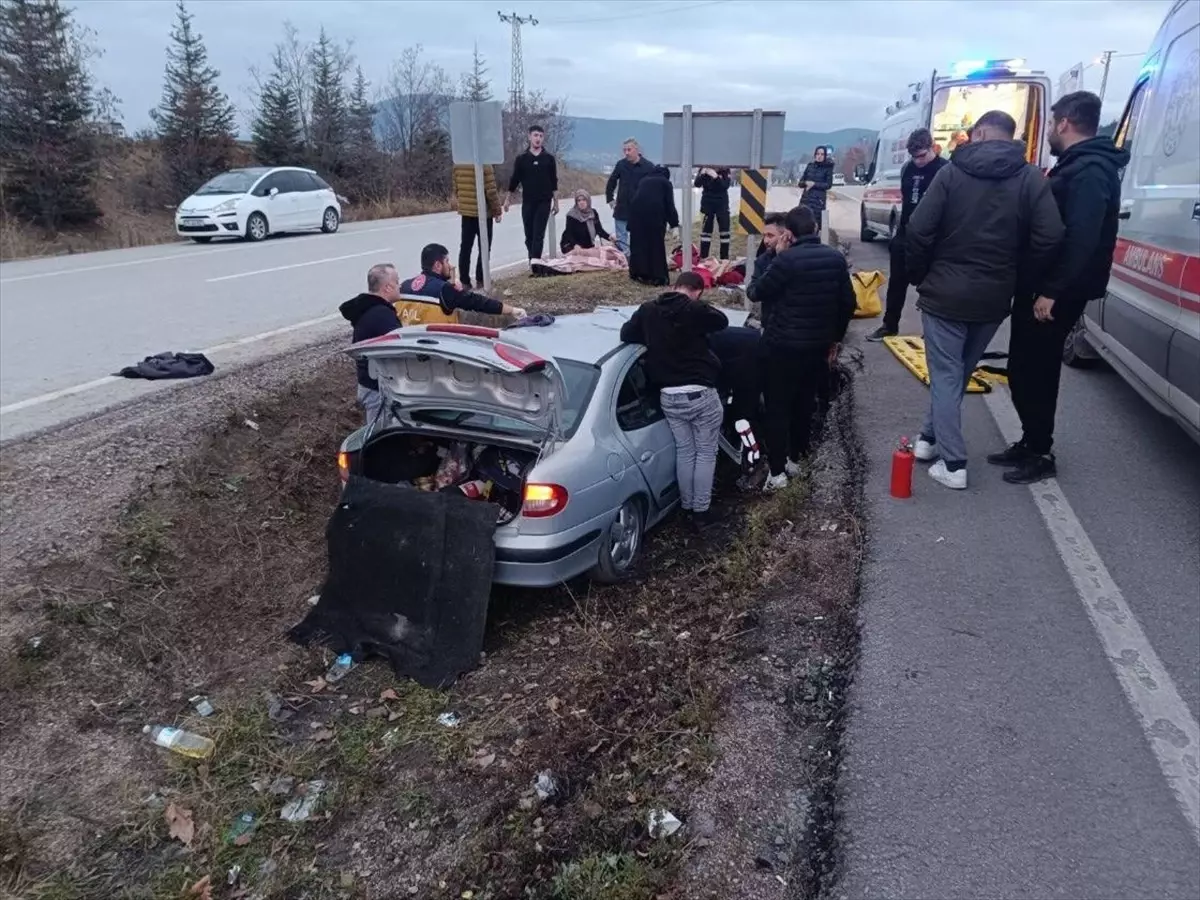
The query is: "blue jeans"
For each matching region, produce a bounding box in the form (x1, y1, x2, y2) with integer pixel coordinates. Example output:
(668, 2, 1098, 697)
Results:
(920, 311, 1000, 466)
(614, 219, 629, 254)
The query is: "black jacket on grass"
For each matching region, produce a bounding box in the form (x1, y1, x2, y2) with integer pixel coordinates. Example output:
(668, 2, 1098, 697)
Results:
(340, 293, 401, 390)
(906, 139, 1064, 324)
(620, 291, 729, 389)
(746, 234, 855, 352)
(1038, 137, 1130, 311)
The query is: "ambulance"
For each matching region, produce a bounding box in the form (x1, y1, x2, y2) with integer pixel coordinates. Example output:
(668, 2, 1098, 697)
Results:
(1064, 0, 1200, 443)
(857, 58, 1053, 243)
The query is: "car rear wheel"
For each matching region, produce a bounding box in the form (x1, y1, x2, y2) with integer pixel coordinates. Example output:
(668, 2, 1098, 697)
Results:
(1063, 318, 1098, 368)
(860, 206, 875, 242)
(245, 212, 269, 242)
(191, 236, 212, 244)
(322, 207, 340, 233)
(590, 497, 644, 584)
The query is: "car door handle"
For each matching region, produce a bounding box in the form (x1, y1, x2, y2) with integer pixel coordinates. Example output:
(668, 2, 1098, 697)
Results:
(640, 451, 653, 462)
(1192, 201, 1200, 222)
(1118, 210, 1131, 219)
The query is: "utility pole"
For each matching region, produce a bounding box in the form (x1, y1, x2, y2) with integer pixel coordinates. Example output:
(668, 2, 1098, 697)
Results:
(1097, 50, 1117, 102)
(498, 10, 537, 110)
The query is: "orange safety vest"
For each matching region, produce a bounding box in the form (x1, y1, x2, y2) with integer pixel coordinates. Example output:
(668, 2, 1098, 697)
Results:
(392, 295, 462, 327)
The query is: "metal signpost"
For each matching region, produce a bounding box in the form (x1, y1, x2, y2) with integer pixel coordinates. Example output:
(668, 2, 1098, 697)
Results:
(449, 100, 504, 292)
(662, 108, 784, 276)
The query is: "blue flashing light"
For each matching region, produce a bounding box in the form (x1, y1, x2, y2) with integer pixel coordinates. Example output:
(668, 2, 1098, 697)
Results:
(951, 57, 1027, 78)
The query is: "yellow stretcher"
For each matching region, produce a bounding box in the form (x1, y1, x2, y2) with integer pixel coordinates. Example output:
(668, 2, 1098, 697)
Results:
(881, 335, 1008, 394)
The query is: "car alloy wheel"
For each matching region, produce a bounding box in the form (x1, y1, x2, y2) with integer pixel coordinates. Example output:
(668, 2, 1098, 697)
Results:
(607, 499, 642, 570)
(322, 207, 340, 233)
(246, 213, 268, 242)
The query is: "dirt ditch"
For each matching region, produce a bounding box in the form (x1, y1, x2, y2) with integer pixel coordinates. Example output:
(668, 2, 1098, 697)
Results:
(0, 324, 864, 900)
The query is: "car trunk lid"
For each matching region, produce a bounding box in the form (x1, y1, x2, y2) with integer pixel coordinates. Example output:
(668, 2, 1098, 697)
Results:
(347, 325, 566, 442)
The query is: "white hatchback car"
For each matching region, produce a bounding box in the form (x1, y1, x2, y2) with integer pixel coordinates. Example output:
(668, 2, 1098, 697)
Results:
(174, 166, 341, 243)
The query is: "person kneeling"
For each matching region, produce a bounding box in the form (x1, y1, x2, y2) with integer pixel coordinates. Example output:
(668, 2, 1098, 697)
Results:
(620, 271, 729, 529)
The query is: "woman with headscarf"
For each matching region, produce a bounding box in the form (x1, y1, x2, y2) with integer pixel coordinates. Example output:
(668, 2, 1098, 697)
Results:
(627, 164, 679, 286)
(560, 190, 612, 254)
(799, 146, 835, 232)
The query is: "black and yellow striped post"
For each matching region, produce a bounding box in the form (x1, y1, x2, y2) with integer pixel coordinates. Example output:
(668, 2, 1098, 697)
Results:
(737, 168, 768, 236)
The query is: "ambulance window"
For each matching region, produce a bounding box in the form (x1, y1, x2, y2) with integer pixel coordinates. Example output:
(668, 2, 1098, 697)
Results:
(1115, 78, 1149, 157)
(1144, 26, 1200, 189)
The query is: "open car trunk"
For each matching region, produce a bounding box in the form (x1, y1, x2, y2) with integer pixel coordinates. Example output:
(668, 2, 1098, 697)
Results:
(359, 428, 538, 526)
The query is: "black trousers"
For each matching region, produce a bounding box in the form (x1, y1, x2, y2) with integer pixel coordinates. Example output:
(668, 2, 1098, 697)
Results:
(1008, 297, 1084, 456)
(521, 199, 551, 260)
(762, 346, 827, 475)
(699, 207, 731, 259)
(458, 216, 494, 288)
(883, 238, 909, 332)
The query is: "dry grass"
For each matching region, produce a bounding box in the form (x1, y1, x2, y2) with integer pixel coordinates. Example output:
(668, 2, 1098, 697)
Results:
(0, 276, 863, 899)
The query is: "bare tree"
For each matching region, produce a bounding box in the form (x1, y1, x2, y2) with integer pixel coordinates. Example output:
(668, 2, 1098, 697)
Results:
(499, 90, 574, 192)
(379, 44, 452, 196)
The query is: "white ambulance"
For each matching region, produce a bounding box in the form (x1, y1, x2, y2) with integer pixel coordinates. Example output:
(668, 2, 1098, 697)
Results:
(857, 59, 1054, 242)
(1064, 0, 1200, 443)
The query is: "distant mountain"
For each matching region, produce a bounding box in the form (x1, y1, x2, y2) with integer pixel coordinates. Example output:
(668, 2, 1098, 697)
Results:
(562, 116, 875, 171)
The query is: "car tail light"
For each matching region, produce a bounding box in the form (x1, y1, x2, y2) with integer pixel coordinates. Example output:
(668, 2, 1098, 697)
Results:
(337, 451, 352, 483)
(495, 342, 546, 372)
(521, 483, 568, 518)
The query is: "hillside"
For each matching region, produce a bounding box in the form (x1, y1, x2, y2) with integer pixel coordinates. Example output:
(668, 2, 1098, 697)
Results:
(562, 116, 874, 170)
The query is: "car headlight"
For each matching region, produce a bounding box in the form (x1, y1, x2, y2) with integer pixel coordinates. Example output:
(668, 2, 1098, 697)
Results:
(212, 198, 238, 214)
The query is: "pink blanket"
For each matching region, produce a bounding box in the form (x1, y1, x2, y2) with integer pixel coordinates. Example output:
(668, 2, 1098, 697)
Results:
(531, 246, 628, 274)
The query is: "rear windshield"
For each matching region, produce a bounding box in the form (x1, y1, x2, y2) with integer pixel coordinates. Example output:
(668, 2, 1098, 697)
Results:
(931, 81, 1036, 158)
(408, 358, 600, 440)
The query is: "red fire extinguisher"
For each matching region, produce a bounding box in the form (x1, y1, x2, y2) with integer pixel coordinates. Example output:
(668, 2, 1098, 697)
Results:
(891, 436, 915, 499)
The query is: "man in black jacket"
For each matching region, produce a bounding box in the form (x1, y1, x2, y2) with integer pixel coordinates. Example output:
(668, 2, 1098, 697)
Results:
(605, 139, 655, 254)
(906, 110, 1063, 490)
(868, 128, 948, 341)
(505, 125, 559, 261)
(991, 92, 1130, 485)
(620, 271, 729, 526)
(340, 263, 403, 425)
(694, 167, 732, 259)
(747, 205, 856, 490)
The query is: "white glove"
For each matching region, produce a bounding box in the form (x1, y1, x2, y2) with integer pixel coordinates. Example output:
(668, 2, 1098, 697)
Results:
(510, 306, 528, 319)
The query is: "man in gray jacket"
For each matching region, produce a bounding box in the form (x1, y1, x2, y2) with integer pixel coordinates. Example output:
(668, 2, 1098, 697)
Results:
(905, 110, 1063, 490)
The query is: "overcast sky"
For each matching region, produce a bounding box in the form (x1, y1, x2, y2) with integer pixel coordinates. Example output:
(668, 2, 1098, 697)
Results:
(73, 0, 1169, 133)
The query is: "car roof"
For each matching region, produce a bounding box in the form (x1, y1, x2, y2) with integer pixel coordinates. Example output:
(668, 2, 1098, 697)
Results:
(497, 303, 749, 366)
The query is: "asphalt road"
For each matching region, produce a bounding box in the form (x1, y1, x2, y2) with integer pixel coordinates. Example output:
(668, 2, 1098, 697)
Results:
(829, 191, 1200, 899)
(0, 186, 792, 443)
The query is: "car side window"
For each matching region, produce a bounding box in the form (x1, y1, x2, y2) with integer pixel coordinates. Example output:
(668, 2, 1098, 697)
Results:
(615, 357, 664, 431)
(295, 172, 323, 192)
(253, 174, 280, 197)
(1115, 77, 1150, 181)
(278, 171, 309, 193)
(308, 173, 332, 191)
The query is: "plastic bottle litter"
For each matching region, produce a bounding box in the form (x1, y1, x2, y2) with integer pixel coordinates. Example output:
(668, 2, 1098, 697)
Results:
(436, 712, 461, 728)
(280, 780, 326, 822)
(225, 812, 256, 846)
(324, 653, 355, 684)
(190, 696, 215, 717)
(648, 809, 682, 838)
(143, 725, 215, 760)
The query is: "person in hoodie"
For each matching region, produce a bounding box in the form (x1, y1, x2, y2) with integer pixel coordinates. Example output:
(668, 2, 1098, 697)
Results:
(627, 165, 680, 286)
(620, 271, 729, 528)
(990, 91, 1129, 485)
(798, 147, 835, 232)
(905, 110, 1064, 490)
(340, 263, 403, 425)
(747, 205, 856, 492)
(396, 243, 525, 328)
(605, 139, 655, 254)
(867, 128, 949, 341)
(694, 167, 732, 259)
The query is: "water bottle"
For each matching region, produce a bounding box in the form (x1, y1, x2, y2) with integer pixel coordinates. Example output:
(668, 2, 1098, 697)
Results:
(325, 653, 355, 684)
(144, 724, 215, 759)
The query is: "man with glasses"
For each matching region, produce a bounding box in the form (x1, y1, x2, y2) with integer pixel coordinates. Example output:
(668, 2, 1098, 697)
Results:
(868, 128, 949, 342)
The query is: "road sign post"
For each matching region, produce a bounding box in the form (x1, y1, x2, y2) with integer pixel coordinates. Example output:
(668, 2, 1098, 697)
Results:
(679, 105, 694, 272)
(745, 108, 764, 288)
(449, 100, 504, 292)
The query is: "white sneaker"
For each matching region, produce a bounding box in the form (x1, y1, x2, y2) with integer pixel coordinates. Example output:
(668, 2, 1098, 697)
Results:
(784, 459, 803, 478)
(914, 437, 937, 462)
(763, 472, 789, 493)
(928, 459, 967, 490)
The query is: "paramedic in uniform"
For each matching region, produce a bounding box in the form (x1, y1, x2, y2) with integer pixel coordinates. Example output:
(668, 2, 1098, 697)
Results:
(398, 243, 526, 326)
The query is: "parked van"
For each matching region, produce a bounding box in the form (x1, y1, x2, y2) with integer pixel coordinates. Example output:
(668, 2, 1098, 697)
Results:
(1064, 0, 1200, 443)
(858, 59, 1053, 242)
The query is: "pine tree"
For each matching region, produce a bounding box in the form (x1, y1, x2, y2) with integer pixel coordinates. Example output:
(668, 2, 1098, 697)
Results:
(460, 44, 492, 102)
(307, 28, 346, 176)
(252, 68, 303, 166)
(152, 0, 236, 195)
(0, 0, 101, 229)
(346, 66, 375, 155)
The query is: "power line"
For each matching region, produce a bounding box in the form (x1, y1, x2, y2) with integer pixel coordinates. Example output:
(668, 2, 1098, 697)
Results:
(498, 10, 537, 110)
(541, 0, 726, 26)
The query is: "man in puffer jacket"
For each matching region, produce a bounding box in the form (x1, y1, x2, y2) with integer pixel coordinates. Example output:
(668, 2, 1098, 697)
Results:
(905, 110, 1064, 490)
(452, 163, 501, 289)
(694, 167, 732, 259)
(799, 147, 835, 231)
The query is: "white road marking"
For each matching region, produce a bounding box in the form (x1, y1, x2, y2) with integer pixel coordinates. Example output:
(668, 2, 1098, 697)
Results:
(0, 258, 530, 416)
(205, 248, 392, 283)
(985, 389, 1200, 847)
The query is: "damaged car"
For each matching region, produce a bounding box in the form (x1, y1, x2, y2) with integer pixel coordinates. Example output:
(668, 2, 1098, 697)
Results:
(338, 308, 743, 588)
